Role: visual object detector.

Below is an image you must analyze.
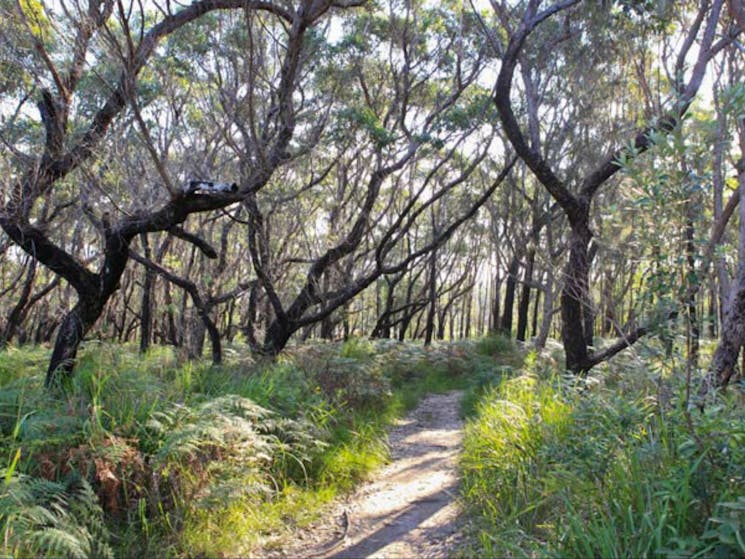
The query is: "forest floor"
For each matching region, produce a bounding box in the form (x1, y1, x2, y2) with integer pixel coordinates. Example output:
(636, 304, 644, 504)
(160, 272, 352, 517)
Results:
(261, 390, 466, 559)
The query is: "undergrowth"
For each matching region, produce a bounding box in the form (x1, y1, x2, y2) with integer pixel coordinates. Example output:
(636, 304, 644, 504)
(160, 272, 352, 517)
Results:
(0, 336, 510, 558)
(460, 343, 745, 558)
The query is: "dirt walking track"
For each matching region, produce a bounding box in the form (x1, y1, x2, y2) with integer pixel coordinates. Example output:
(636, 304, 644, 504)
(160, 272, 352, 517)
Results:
(263, 390, 465, 559)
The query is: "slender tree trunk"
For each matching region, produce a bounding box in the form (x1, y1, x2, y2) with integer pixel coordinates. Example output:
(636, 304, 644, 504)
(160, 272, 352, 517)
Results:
(139, 234, 154, 353)
(536, 267, 555, 350)
(713, 84, 729, 335)
(491, 271, 501, 332)
(685, 200, 700, 369)
(583, 243, 598, 348)
(500, 257, 519, 336)
(708, 287, 717, 338)
(1, 259, 36, 348)
(531, 281, 540, 338)
(516, 249, 535, 341)
(203, 309, 222, 365)
(424, 247, 437, 346)
(437, 309, 447, 340)
(464, 289, 472, 338)
(703, 116, 745, 392)
(320, 272, 334, 339)
(163, 282, 179, 346)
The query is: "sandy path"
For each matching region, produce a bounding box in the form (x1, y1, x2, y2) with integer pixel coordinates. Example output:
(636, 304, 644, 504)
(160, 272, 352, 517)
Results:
(265, 390, 465, 559)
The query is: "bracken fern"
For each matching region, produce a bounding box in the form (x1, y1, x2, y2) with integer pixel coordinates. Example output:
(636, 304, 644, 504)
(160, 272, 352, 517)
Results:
(0, 471, 113, 559)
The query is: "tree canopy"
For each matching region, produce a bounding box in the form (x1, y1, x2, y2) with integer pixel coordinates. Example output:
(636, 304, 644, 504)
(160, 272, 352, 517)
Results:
(0, 0, 744, 395)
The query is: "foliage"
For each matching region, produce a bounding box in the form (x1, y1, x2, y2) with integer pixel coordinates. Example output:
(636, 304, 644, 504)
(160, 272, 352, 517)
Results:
(0, 472, 113, 559)
(0, 337, 481, 557)
(460, 346, 745, 558)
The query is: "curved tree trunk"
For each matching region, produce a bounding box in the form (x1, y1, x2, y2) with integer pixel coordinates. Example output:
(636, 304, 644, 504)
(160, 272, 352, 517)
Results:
(1, 259, 37, 348)
(46, 298, 104, 387)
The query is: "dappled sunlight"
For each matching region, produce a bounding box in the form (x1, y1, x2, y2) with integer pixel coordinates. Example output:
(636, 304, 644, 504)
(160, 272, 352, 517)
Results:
(326, 391, 465, 559)
(267, 391, 466, 559)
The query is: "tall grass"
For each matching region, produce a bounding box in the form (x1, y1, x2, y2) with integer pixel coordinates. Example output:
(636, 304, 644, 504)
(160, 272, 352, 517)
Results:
(0, 336, 499, 558)
(460, 344, 745, 558)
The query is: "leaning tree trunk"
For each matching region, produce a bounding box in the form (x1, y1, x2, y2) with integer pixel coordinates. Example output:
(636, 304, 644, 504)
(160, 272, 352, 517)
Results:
(371, 276, 401, 339)
(47, 298, 105, 387)
(46, 233, 131, 387)
(1, 259, 36, 348)
(706, 261, 745, 389)
(263, 319, 293, 356)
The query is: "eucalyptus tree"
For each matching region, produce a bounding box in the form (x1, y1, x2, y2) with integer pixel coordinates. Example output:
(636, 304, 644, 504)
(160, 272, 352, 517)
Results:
(704, 47, 745, 392)
(0, 0, 364, 387)
(229, 0, 516, 355)
(488, 0, 730, 373)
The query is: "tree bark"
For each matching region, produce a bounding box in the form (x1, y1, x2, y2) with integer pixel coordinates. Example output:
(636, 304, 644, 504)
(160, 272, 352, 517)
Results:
(516, 248, 535, 341)
(561, 223, 593, 372)
(424, 246, 437, 346)
(492, 0, 722, 373)
(139, 234, 155, 353)
(1, 259, 36, 348)
(500, 256, 519, 336)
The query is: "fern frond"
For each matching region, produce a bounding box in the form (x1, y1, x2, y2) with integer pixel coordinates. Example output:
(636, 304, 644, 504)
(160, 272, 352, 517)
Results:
(0, 472, 113, 559)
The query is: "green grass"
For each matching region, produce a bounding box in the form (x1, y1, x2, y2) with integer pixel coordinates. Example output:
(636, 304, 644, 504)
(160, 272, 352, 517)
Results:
(460, 341, 745, 558)
(0, 336, 513, 558)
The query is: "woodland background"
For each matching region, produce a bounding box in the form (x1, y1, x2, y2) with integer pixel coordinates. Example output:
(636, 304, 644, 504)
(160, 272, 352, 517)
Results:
(2, 0, 745, 557)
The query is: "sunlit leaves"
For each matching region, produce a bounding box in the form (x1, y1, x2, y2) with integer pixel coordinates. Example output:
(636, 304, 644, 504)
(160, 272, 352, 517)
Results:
(337, 107, 396, 148)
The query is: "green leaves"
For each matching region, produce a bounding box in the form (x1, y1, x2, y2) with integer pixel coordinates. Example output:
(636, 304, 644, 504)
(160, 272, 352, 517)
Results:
(337, 107, 396, 148)
(0, 473, 113, 559)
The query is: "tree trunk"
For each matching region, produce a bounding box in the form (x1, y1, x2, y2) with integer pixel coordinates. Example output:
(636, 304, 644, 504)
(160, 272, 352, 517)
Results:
(464, 288, 472, 338)
(536, 267, 555, 350)
(516, 248, 534, 341)
(491, 271, 501, 332)
(561, 224, 592, 373)
(371, 277, 398, 338)
(706, 262, 745, 389)
(139, 234, 155, 353)
(46, 298, 102, 387)
(531, 282, 540, 338)
(263, 319, 293, 355)
(1, 259, 36, 348)
(500, 256, 519, 336)
(424, 248, 437, 346)
(163, 282, 180, 346)
(203, 310, 222, 365)
(46, 231, 131, 388)
(320, 271, 334, 339)
(685, 201, 700, 369)
(185, 308, 206, 360)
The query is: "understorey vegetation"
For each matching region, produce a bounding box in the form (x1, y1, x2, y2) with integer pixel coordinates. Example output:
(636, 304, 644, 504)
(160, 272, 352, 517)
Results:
(460, 339, 745, 559)
(4, 1, 745, 557)
(0, 337, 508, 558)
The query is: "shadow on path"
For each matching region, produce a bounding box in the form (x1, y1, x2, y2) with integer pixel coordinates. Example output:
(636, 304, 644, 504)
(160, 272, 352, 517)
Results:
(328, 482, 459, 559)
